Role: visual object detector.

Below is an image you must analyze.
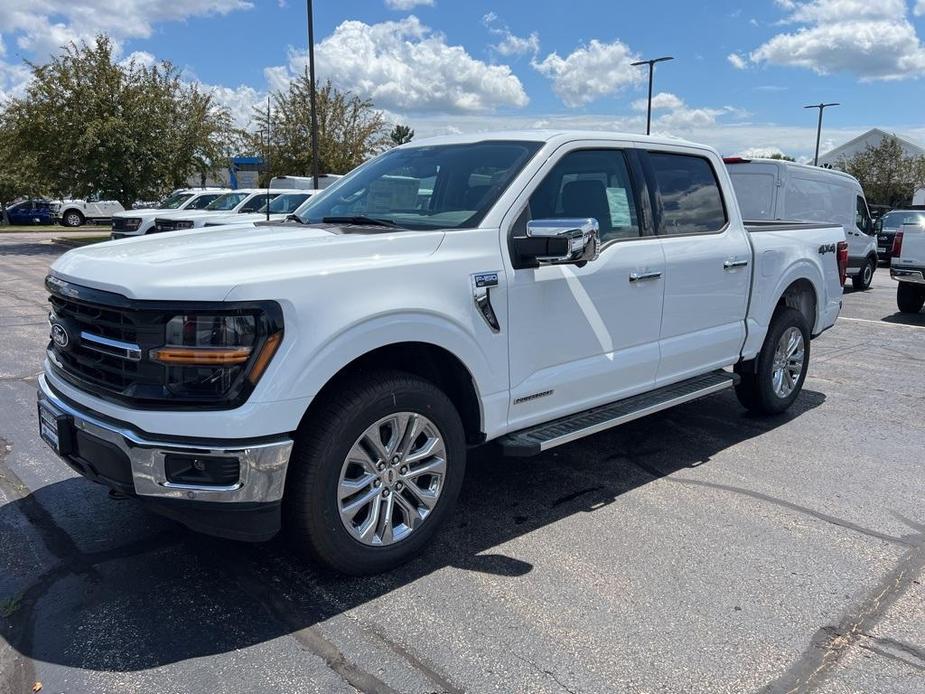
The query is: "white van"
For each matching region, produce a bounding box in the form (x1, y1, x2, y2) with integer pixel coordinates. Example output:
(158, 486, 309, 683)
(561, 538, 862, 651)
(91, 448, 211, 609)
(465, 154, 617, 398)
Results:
(726, 158, 879, 290)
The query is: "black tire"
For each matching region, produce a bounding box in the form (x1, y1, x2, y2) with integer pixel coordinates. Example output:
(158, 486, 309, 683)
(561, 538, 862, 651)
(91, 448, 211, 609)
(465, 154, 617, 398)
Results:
(852, 256, 875, 291)
(61, 209, 84, 227)
(734, 307, 810, 415)
(896, 282, 925, 314)
(285, 370, 466, 575)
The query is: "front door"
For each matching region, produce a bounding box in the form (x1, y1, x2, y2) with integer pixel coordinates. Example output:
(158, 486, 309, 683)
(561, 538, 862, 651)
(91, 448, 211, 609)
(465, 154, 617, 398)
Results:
(505, 146, 666, 431)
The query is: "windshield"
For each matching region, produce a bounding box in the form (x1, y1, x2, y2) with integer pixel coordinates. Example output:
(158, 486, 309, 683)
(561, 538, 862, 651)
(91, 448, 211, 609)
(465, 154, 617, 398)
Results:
(205, 192, 250, 211)
(297, 140, 542, 229)
(188, 193, 222, 210)
(881, 211, 925, 228)
(160, 192, 194, 209)
(260, 193, 312, 214)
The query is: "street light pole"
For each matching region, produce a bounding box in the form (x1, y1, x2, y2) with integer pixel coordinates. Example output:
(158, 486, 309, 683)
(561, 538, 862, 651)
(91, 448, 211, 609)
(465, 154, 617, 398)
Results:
(306, 0, 321, 190)
(631, 56, 673, 135)
(804, 102, 839, 166)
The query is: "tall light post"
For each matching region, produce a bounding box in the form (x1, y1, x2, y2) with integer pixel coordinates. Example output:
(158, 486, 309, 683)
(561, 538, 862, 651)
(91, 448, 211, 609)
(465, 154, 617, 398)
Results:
(631, 56, 673, 135)
(306, 0, 321, 189)
(804, 102, 839, 166)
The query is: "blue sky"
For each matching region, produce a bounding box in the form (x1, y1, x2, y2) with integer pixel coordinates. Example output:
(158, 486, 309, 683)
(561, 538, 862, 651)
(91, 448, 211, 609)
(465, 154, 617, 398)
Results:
(2, 1, 925, 159)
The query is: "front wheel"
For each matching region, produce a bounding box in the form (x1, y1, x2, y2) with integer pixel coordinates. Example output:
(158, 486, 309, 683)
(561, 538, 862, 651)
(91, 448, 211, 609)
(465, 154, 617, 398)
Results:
(61, 210, 84, 227)
(285, 371, 466, 575)
(735, 307, 810, 415)
(897, 282, 925, 314)
(852, 257, 875, 291)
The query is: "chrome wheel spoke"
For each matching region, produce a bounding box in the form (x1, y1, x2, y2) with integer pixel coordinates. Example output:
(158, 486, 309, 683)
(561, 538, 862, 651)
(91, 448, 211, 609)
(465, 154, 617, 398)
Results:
(336, 411, 447, 547)
(772, 327, 805, 398)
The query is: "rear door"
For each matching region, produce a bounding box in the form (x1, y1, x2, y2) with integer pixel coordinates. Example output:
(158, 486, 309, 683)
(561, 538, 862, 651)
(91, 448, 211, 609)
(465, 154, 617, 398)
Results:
(643, 149, 752, 385)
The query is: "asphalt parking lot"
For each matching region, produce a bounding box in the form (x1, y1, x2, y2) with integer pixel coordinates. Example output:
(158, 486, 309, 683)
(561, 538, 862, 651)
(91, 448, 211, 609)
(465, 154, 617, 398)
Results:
(1, 232, 923, 694)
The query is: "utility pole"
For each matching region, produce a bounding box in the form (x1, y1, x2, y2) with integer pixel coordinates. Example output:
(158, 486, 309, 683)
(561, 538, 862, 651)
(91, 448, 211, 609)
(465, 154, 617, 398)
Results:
(266, 96, 271, 222)
(306, 0, 321, 190)
(804, 102, 839, 166)
(631, 56, 674, 135)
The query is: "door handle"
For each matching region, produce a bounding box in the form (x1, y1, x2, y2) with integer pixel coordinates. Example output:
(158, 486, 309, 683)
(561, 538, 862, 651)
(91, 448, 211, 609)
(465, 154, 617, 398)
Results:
(723, 259, 749, 270)
(629, 271, 662, 282)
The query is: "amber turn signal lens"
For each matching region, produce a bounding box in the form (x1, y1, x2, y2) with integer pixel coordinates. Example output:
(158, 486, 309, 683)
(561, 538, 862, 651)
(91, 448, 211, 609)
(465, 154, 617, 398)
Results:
(151, 346, 253, 365)
(247, 332, 282, 384)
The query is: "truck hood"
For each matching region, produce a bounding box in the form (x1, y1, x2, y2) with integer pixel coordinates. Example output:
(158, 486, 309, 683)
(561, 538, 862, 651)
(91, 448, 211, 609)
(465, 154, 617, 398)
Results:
(50, 223, 447, 301)
(204, 212, 285, 227)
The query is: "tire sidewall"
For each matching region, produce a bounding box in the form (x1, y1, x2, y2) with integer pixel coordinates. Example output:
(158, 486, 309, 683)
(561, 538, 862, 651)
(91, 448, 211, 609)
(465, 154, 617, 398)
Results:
(292, 375, 466, 574)
(63, 210, 83, 227)
(756, 308, 811, 414)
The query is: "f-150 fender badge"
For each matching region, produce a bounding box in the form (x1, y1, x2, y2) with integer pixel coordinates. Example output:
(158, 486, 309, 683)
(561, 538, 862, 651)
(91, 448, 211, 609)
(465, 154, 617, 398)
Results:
(471, 272, 501, 332)
(818, 243, 837, 255)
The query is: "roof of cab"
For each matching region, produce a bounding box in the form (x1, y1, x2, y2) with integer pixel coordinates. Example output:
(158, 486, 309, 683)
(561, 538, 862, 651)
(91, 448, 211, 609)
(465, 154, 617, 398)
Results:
(401, 129, 709, 151)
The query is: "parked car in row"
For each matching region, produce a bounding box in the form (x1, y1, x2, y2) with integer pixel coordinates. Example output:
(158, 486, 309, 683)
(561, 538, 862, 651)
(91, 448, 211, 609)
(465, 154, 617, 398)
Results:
(725, 157, 878, 290)
(51, 197, 124, 227)
(890, 221, 925, 313)
(151, 189, 288, 232)
(203, 191, 316, 227)
(875, 209, 925, 263)
(3, 199, 53, 225)
(111, 188, 231, 239)
(38, 131, 847, 575)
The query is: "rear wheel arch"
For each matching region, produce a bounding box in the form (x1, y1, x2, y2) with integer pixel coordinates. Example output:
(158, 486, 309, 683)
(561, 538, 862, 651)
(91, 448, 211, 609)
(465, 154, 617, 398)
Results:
(775, 278, 817, 333)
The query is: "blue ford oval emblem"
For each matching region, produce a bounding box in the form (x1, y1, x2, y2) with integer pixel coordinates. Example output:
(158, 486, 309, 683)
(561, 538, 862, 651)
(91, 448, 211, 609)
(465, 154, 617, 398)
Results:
(51, 323, 70, 348)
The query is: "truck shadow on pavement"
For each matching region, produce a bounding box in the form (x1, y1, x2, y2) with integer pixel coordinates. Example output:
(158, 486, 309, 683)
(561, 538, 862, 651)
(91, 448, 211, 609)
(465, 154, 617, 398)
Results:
(1, 389, 826, 677)
(880, 311, 925, 327)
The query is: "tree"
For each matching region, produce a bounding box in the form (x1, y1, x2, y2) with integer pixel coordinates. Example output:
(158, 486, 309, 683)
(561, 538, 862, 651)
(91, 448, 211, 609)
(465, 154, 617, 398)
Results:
(0, 36, 234, 207)
(251, 72, 388, 182)
(389, 124, 414, 146)
(768, 153, 795, 162)
(836, 135, 925, 207)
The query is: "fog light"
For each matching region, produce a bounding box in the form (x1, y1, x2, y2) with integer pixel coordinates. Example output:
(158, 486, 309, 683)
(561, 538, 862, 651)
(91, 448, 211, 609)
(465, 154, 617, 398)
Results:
(164, 454, 240, 486)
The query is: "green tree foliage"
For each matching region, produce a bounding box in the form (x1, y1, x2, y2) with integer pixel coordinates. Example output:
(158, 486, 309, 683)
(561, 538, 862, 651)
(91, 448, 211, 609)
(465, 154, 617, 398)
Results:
(389, 124, 414, 146)
(0, 36, 234, 207)
(767, 153, 795, 161)
(836, 135, 925, 207)
(252, 72, 388, 181)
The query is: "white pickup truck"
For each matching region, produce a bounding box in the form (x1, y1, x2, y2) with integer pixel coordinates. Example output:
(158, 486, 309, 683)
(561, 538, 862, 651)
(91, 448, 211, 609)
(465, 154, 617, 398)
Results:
(111, 189, 230, 238)
(890, 222, 925, 313)
(37, 131, 847, 574)
(51, 197, 124, 227)
(151, 189, 286, 232)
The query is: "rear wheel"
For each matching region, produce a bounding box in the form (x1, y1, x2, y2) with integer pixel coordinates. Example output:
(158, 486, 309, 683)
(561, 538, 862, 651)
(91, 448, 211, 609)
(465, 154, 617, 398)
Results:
(897, 282, 925, 314)
(852, 257, 875, 291)
(285, 371, 466, 575)
(735, 307, 810, 415)
(61, 210, 84, 227)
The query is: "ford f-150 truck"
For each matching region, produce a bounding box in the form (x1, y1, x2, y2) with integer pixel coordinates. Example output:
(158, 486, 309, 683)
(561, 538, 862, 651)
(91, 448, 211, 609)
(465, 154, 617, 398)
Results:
(37, 131, 847, 575)
(890, 222, 925, 313)
(111, 188, 230, 238)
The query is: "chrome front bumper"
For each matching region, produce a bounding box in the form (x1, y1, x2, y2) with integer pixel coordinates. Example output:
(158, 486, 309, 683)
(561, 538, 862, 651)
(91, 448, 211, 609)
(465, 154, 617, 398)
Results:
(37, 374, 293, 504)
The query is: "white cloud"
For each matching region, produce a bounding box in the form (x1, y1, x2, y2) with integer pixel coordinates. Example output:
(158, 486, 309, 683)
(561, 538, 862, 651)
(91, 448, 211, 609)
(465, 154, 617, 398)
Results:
(748, 0, 925, 80)
(482, 13, 539, 57)
(532, 39, 643, 107)
(632, 91, 684, 112)
(727, 53, 747, 69)
(917, 1, 925, 16)
(384, 0, 434, 9)
(281, 16, 528, 112)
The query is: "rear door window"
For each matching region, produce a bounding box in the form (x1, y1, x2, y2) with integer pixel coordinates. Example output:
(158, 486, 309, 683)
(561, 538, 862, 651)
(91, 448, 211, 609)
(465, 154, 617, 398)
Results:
(649, 152, 727, 235)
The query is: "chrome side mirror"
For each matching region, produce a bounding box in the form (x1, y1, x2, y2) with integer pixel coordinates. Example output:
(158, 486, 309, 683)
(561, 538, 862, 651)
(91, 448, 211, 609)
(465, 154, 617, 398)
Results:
(524, 218, 600, 266)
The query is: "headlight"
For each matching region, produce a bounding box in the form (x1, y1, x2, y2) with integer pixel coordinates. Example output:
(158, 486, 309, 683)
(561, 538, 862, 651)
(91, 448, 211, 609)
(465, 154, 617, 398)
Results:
(149, 309, 283, 402)
(175, 220, 195, 229)
(125, 217, 142, 231)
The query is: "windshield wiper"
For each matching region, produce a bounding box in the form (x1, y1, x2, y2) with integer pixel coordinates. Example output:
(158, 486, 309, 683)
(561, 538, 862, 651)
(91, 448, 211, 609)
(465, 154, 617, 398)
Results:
(321, 215, 402, 228)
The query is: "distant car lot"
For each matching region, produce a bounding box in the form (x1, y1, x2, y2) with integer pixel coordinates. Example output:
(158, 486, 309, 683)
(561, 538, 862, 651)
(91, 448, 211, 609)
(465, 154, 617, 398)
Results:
(0, 231, 922, 693)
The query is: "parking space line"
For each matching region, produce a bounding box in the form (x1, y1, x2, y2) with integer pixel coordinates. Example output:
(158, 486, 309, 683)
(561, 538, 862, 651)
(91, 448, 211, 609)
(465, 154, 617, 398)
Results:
(838, 316, 925, 331)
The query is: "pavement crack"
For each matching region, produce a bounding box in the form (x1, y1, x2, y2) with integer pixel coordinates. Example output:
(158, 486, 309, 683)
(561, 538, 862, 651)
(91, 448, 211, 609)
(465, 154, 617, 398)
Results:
(759, 527, 925, 693)
(510, 650, 578, 694)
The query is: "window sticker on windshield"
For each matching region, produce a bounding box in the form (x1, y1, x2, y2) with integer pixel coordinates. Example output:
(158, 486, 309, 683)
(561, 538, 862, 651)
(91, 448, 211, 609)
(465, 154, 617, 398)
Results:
(367, 178, 420, 212)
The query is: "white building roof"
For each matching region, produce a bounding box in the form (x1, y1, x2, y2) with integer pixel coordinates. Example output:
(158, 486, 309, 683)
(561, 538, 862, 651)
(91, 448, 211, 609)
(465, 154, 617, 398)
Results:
(819, 128, 925, 166)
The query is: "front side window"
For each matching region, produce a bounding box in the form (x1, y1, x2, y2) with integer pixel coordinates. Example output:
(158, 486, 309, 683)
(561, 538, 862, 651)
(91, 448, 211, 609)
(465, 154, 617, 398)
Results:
(239, 194, 274, 213)
(650, 152, 727, 235)
(262, 193, 311, 214)
(527, 149, 641, 243)
(856, 196, 872, 234)
(298, 140, 542, 230)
